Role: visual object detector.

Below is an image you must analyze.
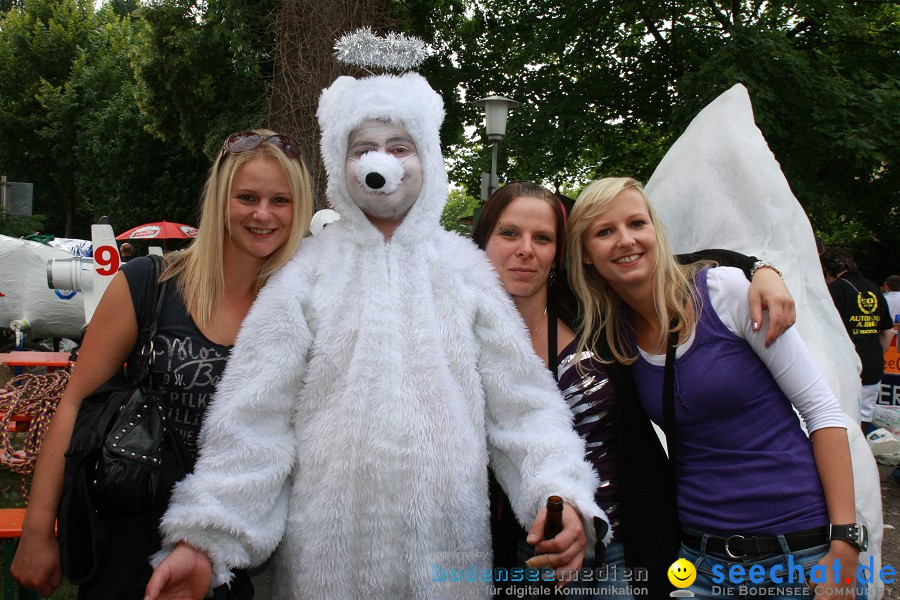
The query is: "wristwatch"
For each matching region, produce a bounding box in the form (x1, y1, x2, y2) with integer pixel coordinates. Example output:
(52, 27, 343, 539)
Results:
(828, 523, 868, 551)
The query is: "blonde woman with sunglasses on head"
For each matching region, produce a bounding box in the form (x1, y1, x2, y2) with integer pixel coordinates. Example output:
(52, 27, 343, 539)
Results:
(12, 130, 312, 599)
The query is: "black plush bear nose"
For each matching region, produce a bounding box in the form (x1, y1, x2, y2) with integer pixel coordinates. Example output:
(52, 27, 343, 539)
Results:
(366, 172, 386, 190)
(365, 172, 386, 189)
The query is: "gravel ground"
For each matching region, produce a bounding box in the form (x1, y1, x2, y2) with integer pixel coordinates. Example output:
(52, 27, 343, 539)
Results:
(879, 463, 899, 599)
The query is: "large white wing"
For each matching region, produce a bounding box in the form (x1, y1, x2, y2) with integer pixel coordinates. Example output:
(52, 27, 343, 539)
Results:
(646, 84, 883, 599)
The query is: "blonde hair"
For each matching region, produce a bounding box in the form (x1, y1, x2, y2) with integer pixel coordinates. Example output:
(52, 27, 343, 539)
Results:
(567, 177, 706, 364)
(160, 129, 313, 328)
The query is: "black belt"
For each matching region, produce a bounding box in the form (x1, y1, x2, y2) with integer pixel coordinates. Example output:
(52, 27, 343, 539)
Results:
(682, 527, 829, 560)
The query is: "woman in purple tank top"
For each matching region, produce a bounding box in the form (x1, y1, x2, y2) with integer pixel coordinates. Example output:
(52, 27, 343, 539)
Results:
(566, 177, 864, 600)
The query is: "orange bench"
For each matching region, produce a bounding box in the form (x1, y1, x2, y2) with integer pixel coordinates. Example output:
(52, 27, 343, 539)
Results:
(0, 415, 31, 435)
(0, 508, 41, 600)
(0, 352, 72, 373)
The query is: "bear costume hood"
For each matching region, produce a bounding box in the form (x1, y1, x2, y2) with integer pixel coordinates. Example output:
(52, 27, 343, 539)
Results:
(316, 72, 448, 244)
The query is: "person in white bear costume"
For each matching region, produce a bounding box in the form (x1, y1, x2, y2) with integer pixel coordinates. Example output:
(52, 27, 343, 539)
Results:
(145, 72, 607, 600)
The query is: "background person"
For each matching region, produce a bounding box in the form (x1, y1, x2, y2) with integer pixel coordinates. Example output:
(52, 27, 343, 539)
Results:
(821, 248, 894, 435)
(119, 242, 135, 262)
(11, 129, 312, 599)
(882, 275, 900, 324)
(567, 178, 863, 600)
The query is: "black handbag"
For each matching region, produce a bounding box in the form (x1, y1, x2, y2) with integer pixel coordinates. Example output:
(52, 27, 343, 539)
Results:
(90, 266, 170, 516)
(59, 255, 181, 583)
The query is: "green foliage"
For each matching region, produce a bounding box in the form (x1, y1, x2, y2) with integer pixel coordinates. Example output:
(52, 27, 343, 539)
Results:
(0, 0, 894, 273)
(406, 0, 668, 191)
(406, 0, 898, 277)
(0, 0, 280, 238)
(440, 187, 479, 234)
(0, 0, 24, 13)
(0, 213, 47, 238)
(132, 0, 277, 155)
(0, 0, 98, 236)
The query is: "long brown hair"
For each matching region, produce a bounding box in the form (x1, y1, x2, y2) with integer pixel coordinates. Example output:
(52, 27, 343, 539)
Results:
(473, 181, 577, 323)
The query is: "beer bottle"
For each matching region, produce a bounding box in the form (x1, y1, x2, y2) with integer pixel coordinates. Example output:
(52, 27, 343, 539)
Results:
(544, 495, 564, 540)
(538, 495, 564, 599)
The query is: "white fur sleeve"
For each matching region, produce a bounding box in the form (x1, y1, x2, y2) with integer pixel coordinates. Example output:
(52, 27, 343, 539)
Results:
(708, 267, 846, 432)
(152, 258, 313, 587)
(472, 264, 609, 552)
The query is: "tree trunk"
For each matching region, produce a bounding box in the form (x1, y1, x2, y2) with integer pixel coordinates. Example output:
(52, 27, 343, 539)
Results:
(268, 0, 393, 212)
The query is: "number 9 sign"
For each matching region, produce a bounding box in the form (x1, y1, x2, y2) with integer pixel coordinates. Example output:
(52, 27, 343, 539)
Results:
(94, 245, 121, 276)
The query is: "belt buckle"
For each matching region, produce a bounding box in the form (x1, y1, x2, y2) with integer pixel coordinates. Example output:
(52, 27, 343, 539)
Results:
(725, 535, 748, 560)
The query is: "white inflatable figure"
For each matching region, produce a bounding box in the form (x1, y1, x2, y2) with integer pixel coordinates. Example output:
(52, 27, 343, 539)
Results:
(646, 83, 884, 600)
(0, 234, 85, 340)
(155, 72, 606, 600)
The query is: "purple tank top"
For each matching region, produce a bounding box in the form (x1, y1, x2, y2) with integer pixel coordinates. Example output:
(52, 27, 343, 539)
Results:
(631, 269, 828, 536)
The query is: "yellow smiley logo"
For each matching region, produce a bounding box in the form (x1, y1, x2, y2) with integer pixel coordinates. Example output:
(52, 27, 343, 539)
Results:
(667, 558, 697, 588)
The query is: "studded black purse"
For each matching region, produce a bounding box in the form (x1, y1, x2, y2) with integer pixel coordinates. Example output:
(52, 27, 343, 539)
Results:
(58, 255, 185, 583)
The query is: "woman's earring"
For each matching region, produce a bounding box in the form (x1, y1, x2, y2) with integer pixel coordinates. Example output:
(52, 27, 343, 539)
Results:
(549, 267, 558, 285)
(584, 259, 592, 265)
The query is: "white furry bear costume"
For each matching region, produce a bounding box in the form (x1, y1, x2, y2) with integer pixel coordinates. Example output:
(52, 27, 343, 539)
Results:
(157, 72, 606, 599)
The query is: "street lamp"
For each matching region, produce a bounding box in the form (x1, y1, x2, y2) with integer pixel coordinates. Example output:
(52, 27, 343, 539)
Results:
(473, 95, 520, 200)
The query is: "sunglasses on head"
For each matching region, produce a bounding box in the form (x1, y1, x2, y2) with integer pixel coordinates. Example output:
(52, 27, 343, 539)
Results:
(221, 131, 302, 159)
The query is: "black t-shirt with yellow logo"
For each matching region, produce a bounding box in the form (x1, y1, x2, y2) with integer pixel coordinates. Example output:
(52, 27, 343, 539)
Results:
(828, 271, 893, 384)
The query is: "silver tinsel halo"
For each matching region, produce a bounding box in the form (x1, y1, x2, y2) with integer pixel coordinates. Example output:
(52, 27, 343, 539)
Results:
(334, 28, 427, 71)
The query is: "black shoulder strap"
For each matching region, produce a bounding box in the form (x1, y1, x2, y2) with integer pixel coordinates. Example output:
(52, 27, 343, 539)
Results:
(662, 328, 679, 476)
(136, 256, 168, 381)
(143, 257, 190, 469)
(147, 255, 168, 346)
(547, 302, 559, 381)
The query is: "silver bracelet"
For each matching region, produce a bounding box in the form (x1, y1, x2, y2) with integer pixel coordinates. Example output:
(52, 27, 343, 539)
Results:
(750, 260, 783, 279)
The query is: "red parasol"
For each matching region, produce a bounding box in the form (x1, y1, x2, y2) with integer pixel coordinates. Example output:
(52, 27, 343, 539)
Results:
(115, 221, 198, 241)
